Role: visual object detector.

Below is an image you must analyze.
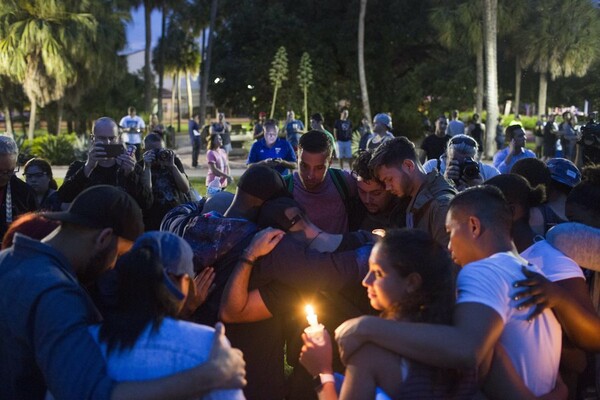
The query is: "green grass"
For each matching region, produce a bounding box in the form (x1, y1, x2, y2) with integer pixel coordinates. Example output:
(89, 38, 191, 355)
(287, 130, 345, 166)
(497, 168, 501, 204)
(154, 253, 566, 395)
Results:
(54, 177, 234, 198)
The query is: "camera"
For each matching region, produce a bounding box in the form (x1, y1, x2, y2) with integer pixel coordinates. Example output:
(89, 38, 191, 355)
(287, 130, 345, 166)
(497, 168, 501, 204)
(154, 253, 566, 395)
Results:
(580, 113, 600, 165)
(153, 148, 172, 162)
(460, 157, 480, 180)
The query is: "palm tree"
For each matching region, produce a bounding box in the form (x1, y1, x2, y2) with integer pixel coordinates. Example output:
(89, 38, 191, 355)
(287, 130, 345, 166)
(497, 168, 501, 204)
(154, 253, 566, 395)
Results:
(358, 0, 371, 123)
(522, 0, 600, 117)
(128, 0, 161, 113)
(483, 0, 499, 159)
(430, 0, 484, 114)
(199, 0, 218, 128)
(0, 0, 97, 140)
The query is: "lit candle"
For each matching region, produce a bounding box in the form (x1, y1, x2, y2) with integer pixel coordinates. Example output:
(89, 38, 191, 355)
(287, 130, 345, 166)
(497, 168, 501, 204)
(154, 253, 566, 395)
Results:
(305, 305, 319, 327)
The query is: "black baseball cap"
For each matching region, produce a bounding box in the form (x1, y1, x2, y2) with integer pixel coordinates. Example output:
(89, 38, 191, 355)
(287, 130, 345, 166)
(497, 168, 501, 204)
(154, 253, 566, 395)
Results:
(237, 164, 291, 201)
(257, 197, 305, 231)
(43, 185, 144, 241)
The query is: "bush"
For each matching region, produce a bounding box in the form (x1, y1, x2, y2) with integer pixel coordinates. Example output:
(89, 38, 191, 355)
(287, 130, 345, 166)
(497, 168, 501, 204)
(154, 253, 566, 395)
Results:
(22, 134, 78, 165)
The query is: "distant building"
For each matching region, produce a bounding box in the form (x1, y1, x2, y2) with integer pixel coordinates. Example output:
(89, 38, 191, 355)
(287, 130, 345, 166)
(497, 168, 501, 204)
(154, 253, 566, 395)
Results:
(123, 49, 207, 120)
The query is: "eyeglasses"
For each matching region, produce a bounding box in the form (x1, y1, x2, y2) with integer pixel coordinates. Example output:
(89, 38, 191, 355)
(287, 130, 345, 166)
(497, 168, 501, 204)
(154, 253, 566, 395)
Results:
(288, 214, 303, 227)
(24, 172, 47, 180)
(0, 166, 19, 176)
(91, 135, 119, 143)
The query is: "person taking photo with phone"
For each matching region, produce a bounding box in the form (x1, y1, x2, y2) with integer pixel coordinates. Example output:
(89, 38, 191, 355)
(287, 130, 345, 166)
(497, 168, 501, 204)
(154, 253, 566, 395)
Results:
(58, 117, 151, 210)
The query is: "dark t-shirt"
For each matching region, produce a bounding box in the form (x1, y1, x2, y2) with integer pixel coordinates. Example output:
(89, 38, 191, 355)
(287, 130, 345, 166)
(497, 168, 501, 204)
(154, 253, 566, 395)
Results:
(139, 157, 190, 231)
(334, 119, 353, 142)
(421, 134, 450, 161)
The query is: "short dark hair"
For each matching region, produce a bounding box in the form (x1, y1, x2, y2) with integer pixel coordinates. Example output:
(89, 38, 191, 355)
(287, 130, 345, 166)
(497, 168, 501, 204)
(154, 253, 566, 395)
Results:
(505, 125, 523, 140)
(369, 136, 418, 171)
(299, 130, 333, 157)
(449, 185, 512, 233)
(310, 113, 324, 123)
(143, 133, 162, 146)
(128, 106, 136, 114)
(510, 158, 551, 188)
(352, 150, 376, 181)
(264, 119, 279, 131)
(485, 174, 546, 212)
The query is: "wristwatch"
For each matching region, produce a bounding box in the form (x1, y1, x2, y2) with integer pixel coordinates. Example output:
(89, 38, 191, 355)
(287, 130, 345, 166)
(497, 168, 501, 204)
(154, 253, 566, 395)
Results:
(312, 373, 335, 392)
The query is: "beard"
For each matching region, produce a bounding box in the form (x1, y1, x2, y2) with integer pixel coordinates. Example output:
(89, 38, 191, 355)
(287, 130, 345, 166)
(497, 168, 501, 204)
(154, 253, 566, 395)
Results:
(78, 242, 117, 286)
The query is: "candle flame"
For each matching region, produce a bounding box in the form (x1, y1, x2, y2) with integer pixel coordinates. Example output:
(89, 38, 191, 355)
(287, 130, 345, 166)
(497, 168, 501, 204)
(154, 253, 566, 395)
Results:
(305, 304, 319, 327)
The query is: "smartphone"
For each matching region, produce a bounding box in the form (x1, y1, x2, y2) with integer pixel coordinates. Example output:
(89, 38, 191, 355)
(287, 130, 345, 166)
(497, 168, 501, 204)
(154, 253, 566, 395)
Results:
(100, 143, 125, 158)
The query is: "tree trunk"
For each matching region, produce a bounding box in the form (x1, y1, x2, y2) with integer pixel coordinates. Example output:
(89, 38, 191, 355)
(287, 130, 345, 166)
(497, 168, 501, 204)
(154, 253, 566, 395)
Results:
(476, 41, 484, 114)
(56, 98, 64, 136)
(1, 93, 13, 135)
(3, 106, 13, 135)
(197, 28, 206, 123)
(186, 70, 193, 119)
(28, 98, 36, 141)
(514, 57, 521, 115)
(177, 70, 182, 132)
(157, 4, 167, 121)
(170, 72, 176, 127)
(200, 0, 218, 128)
(144, 0, 153, 113)
(483, 0, 499, 159)
(269, 85, 278, 119)
(538, 71, 548, 118)
(303, 86, 308, 129)
(358, 0, 371, 123)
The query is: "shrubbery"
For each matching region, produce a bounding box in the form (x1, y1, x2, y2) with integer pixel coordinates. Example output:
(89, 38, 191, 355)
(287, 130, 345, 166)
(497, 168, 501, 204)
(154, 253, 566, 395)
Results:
(17, 133, 89, 166)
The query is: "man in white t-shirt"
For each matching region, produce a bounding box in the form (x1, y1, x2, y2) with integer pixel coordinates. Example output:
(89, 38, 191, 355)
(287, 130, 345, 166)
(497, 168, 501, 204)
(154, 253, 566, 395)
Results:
(336, 186, 562, 396)
(119, 106, 146, 159)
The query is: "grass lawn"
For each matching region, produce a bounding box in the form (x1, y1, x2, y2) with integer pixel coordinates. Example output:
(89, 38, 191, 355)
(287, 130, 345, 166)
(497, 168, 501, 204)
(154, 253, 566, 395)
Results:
(54, 177, 234, 198)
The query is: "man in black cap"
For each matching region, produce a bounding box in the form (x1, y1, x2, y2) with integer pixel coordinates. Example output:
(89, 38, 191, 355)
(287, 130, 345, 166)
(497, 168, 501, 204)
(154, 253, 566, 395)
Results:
(162, 163, 291, 400)
(0, 185, 246, 400)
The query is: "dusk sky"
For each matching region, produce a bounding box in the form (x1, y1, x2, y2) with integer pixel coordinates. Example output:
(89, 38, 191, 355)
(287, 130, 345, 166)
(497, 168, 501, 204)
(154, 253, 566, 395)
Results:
(124, 6, 162, 53)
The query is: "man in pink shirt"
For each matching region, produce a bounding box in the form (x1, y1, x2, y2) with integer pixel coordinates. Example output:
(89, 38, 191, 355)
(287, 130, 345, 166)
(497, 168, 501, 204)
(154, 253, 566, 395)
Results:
(285, 130, 356, 234)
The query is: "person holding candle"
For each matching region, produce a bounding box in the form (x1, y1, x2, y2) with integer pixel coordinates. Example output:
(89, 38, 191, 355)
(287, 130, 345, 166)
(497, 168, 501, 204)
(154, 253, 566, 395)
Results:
(300, 229, 566, 400)
(334, 187, 564, 398)
(299, 229, 477, 399)
(220, 196, 375, 399)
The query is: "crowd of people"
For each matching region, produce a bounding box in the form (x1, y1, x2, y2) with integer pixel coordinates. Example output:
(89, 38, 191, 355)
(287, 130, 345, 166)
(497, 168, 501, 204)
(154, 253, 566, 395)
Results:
(1, 106, 600, 400)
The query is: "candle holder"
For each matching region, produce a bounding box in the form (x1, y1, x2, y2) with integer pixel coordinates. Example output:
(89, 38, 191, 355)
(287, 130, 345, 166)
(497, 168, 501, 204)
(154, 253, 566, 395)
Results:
(304, 323, 325, 346)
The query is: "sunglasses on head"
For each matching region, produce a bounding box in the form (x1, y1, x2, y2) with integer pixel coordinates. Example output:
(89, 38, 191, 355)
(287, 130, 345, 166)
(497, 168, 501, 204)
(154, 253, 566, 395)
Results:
(449, 136, 477, 147)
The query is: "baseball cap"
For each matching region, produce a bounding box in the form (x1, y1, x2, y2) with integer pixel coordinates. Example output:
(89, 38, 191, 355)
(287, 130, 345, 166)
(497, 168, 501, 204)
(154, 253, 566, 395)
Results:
(237, 164, 291, 201)
(311, 113, 324, 123)
(43, 185, 143, 241)
(131, 231, 194, 276)
(259, 111, 267, 118)
(257, 197, 305, 231)
(130, 231, 194, 300)
(546, 158, 581, 188)
(373, 113, 393, 130)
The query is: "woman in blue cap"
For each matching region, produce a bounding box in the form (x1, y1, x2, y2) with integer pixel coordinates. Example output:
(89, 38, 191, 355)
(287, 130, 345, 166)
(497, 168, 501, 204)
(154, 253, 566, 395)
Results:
(88, 231, 242, 399)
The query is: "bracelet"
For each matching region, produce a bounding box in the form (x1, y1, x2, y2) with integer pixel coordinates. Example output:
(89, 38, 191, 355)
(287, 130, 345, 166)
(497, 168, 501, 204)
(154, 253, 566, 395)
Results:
(313, 373, 335, 392)
(239, 257, 255, 267)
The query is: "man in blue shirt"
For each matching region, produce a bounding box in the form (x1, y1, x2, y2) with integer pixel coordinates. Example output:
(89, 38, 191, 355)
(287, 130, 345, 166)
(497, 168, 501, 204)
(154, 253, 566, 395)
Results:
(188, 114, 202, 168)
(247, 119, 297, 175)
(285, 110, 304, 152)
(493, 125, 536, 174)
(0, 185, 246, 399)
